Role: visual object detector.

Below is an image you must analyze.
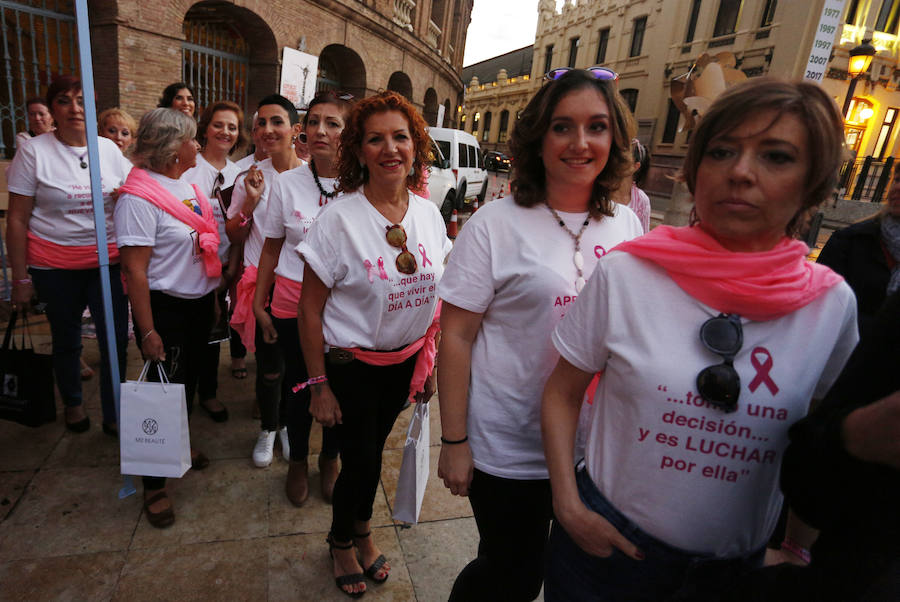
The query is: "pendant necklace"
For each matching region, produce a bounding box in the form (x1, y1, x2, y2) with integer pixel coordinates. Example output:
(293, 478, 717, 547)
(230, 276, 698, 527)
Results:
(57, 134, 87, 168)
(310, 159, 337, 207)
(546, 203, 590, 293)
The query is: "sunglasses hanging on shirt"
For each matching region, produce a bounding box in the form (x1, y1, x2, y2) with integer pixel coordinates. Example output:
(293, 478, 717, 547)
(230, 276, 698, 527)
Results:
(696, 313, 743, 413)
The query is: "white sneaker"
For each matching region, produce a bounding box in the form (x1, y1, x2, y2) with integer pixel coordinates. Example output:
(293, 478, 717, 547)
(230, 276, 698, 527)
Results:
(252, 430, 276, 467)
(278, 427, 291, 462)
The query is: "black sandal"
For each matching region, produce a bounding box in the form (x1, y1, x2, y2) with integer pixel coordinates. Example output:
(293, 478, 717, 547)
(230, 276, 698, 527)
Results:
(328, 534, 366, 598)
(353, 531, 389, 584)
(143, 490, 175, 528)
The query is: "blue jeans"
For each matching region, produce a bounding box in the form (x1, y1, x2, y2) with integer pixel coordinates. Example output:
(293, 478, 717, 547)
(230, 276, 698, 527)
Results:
(30, 266, 128, 425)
(544, 466, 765, 602)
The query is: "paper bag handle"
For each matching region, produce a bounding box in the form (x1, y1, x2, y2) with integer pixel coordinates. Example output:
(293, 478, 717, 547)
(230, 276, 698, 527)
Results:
(135, 360, 171, 391)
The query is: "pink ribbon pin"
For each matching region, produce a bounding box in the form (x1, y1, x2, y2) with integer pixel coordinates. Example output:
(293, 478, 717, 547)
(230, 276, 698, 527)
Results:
(748, 346, 779, 395)
(363, 259, 376, 283)
(594, 245, 607, 258)
(418, 243, 432, 268)
(377, 257, 389, 280)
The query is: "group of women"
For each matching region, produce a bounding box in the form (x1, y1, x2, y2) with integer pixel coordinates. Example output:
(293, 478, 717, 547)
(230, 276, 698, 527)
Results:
(9, 66, 893, 599)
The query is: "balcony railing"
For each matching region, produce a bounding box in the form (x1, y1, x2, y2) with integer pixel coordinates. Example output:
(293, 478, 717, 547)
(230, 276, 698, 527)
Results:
(392, 0, 415, 31)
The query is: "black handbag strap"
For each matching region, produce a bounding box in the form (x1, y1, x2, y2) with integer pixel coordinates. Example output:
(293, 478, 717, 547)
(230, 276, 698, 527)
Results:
(2, 311, 16, 352)
(3, 311, 33, 352)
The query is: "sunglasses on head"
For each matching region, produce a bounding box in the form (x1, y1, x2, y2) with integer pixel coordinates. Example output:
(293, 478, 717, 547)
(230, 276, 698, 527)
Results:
(385, 224, 417, 275)
(696, 313, 742, 413)
(544, 66, 619, 83)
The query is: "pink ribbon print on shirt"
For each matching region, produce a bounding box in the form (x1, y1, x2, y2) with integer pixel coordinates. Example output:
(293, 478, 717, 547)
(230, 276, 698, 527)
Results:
(418, 243, 432, 268)
(748, 347, 779, 395)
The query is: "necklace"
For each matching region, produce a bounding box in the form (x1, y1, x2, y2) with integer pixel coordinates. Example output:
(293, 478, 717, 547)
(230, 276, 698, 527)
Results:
(59, 139, 87, 168)
(546, 203, 590, 293)
(310, 159, 337, 206)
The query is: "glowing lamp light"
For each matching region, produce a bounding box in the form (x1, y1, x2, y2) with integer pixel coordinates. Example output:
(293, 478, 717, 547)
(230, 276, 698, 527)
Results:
(859, 106, 874, 121)
(848, 40, 876, 78)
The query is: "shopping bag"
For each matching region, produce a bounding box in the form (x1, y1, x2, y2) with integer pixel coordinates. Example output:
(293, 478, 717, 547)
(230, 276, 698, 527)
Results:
(392, 401, 430, 524)
(120, 362, 191, 478)
(0, 311, 56, 427)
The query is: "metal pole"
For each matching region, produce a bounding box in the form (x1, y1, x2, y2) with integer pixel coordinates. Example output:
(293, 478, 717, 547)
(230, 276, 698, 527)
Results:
(842, 76, 859, 118)
(73, 0, 134, 500)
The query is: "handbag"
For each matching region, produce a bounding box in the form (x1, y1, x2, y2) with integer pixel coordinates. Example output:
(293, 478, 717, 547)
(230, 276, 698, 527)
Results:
(120, 361, 191, 478)
(392, 401, 430, 524)
(0, 311, 56, 427)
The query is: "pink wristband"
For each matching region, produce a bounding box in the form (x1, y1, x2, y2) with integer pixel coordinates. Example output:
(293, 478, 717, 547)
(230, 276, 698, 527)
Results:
(292, 375, 328, 393)
(239, 212, 253, 227)
(781, 537, 811, 564)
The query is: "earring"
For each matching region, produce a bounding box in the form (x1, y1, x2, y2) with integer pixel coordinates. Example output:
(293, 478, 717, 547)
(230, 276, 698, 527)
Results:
(358, 158, 365, 168)
(689, 206, 699, 226)
(408, 165, 415, 177)
(175, 156, 180, 164)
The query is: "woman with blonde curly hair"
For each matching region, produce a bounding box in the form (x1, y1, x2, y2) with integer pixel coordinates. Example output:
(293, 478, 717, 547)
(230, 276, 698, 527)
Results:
(297, 90, 451, 597)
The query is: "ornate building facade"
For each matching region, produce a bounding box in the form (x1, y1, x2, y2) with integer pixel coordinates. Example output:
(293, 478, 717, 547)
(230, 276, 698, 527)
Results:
(460, 0, 900, 205)
(0, 0, 473, 158)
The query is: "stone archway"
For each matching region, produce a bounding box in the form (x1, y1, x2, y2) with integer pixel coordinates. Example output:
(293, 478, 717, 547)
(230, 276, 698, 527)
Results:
(317, 44, 367, 100)
(387, 71, 413, 101)
(423, 88, 438, 126)
(183, 1, 279, 114)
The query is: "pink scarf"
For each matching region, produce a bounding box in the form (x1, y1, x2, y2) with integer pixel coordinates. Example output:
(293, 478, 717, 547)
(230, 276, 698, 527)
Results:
(119, 168, 221, 278)
(230, 265, 259, 353)
(614, 225, 843, 321)
(344, 301, 441, 402)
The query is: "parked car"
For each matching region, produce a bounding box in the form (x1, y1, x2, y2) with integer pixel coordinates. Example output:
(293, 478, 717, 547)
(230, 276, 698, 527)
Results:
(484, 151, 511, 172)
(426, 137, 458, 222)
(427, 127, 487, 217)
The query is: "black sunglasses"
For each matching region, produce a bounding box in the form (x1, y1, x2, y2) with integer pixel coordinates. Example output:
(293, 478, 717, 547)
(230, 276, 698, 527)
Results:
(696, 313, 742, 413)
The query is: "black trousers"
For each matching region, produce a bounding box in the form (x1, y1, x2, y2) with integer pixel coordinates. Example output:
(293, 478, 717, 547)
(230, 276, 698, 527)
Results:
(272, 316, 338, 461)
(326, 353, 415, 541)
(141, 291, 214, 491)
(449, 469, 553, 602)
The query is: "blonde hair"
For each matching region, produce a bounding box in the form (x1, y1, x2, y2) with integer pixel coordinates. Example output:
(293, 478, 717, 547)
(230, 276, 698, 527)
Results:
(98, 108, 137, 137)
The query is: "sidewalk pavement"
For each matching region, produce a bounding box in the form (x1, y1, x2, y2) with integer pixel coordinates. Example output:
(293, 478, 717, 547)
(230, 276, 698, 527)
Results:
(0, 325, 498, 601)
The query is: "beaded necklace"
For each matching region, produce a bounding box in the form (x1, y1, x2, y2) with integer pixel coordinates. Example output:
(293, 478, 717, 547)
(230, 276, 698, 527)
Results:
(545, 203, 590, 293)
(310, 159, 337, 207)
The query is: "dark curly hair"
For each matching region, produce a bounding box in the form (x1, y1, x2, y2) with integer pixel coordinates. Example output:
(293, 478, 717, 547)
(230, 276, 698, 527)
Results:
(336, 91, 431, 193)
(509, 69, 635, 218)
(157, 82, 195, 113)
(197, 100, 248, 154)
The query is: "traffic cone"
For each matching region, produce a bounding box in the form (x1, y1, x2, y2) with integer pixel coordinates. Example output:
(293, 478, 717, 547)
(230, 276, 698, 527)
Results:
(447, 209, 458, 239)
(491, 192, 497, 201)
(472, 199, 479, 213)
(498, 183, 505, 198)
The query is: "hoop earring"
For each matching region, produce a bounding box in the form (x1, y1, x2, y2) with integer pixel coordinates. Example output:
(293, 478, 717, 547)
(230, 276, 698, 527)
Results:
(408, 165, 415, 178)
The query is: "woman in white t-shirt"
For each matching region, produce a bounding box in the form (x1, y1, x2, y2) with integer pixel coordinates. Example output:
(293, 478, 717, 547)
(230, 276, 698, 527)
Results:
(226, 95, 303, 469)
(297, 91, 451, 597)
(6, 75, 132, 435)
(254, 91, 353, 507)
(437, 67, 642, 601)
(542, 79, 859, 600)
(182, 100, 247, 424)
(116, 108, 221, 529)
(15, 97, 54, 149)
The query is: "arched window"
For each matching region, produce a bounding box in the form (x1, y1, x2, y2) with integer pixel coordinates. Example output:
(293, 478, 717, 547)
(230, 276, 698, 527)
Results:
(482, 111, 492, 142)
(498, 110, 510, 143)
(316, 45, 366, 99)
(182, 7, 250, 112)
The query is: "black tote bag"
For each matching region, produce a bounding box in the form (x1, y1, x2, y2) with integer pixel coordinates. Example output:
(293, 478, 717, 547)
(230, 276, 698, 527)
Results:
(0, 311, 56, 427)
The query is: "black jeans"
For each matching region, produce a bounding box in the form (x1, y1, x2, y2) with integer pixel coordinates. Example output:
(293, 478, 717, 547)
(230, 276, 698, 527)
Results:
(449, 469, 552, 602)
(326, 353, 416, 541)
(255, 321, 284, 431)
(30, 265, 129, 425)
(141, 291, 214, 491)
(272, 316, 338, 460)
(198, 287, 228, 401)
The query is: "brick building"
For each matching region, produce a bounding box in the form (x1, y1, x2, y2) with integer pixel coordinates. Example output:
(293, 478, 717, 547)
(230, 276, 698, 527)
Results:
(0, 0, 474, 158)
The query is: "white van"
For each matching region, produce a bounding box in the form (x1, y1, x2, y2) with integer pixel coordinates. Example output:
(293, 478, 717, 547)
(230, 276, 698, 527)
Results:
(427, 127, 487, 217)
(426, 137, 458, 221)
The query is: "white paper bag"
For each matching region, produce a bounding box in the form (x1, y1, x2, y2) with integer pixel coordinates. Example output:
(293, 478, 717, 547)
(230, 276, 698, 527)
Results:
(120, 362, 191, 478)
(392, 401, 430, 524)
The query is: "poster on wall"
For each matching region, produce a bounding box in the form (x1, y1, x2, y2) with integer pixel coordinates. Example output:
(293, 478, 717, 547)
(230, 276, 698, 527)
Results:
(280, 48, 319, 110)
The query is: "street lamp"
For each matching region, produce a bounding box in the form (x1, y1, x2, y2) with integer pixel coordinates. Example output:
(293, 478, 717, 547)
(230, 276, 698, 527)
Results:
(842, 39, 876, 117)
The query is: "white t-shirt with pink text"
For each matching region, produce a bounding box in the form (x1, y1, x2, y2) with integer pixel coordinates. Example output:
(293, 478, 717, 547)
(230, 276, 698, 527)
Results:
(438, 195, 643, 480)
(552, 251, 858, 557)
(181, 153, 241, 264)
(298, 189, 452, 350)
(6, 132, 132, 247)
(227, 157, 279, 268)
(115, 171, 219, 299)
(262, 163, 341, 282)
